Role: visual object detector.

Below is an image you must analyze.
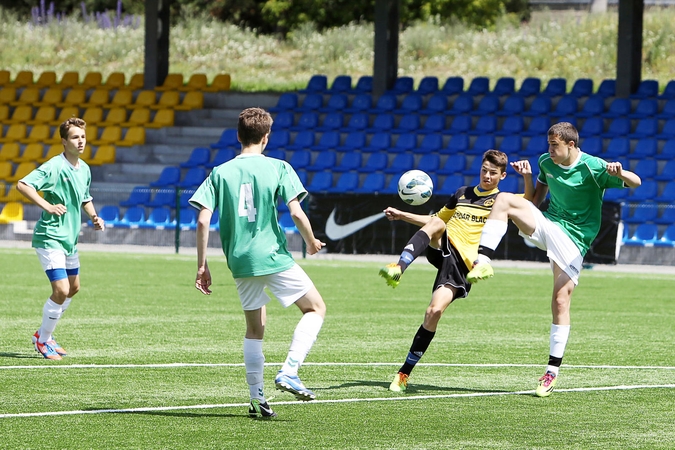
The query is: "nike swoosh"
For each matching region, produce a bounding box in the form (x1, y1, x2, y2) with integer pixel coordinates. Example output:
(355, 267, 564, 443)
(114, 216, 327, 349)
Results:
(325, 208, 386, 241)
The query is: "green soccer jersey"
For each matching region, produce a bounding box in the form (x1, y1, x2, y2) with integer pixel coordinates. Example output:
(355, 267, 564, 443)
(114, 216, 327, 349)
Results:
(189, 153, 307, 278)
(21, 154, 93, 256)
(537, 151, 625, 256)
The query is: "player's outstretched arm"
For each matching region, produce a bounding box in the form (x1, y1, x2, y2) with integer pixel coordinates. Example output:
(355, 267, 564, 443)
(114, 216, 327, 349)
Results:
(607, 162, 641, 188)
(288, 198, 325, 255)
(195, 207, 212, 294)
(383, 206, 433, 227)
(510, 160, 535, 201)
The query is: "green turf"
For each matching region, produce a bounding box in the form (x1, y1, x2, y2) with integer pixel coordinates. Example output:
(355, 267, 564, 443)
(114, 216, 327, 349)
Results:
(1, 248, 674, 449)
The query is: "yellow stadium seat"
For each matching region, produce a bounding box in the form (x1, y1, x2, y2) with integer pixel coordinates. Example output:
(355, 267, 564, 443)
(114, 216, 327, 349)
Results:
(124, 73, 144, 91)
(88, 144, 116, 166)
(5, 105, 33, 124)
(84, 125, 98, 142)
(0, 70, 10, 86)
(56, 89, 86, 107)
(130, 90, 157, 109)
(103, 89, 133, 109)
(79, 145, 92, 162)
(51, 106, 80, 126)
(16, 143, 44, 163)
(0, 202, 23, 223)
(174, 91, 204, 111)
(145, 109, 174, 129)
(81, 107, 104, 125)
(155, 73, 183, 91)
(99, 107, 127, 127)
(35, 88, 63, 107)
(179, 74, 207, 92)
(40, 144, 63, 163)
(90, 126, 122, 146)
(81, 72, 103, 90)
(204, 74, 231, 92)
(20, 124, 51, 144)
(0, 143, 20, 162)
(101, 72, 126, 90)
(0, 161, 12, 180)
(0, 182, 23, 203)
(58, 71, 80, 89)
(0, 105, 9, 123)
(7, 162, 36, 183)
(118, 127, 145, 147)
(0, 87, 17, 105)
(0, 124, 27, 143)
(45, 127, 62, 145)
(10, 87, 40, 106)
(27, 106, 56, 125)
(35, 71, 57, 88)
(150, 91, 180, 110)
(82, 89, 109, 108)
(8, 71, 34, 88)
(120, 108, 150, 127)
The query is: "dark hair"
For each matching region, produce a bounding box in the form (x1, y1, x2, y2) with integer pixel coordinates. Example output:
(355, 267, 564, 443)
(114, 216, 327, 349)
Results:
(482, 149, 508, 173)
(548, 122, 579, 147)
(237, 107, 273, 147)
(59, 117, 86, 139)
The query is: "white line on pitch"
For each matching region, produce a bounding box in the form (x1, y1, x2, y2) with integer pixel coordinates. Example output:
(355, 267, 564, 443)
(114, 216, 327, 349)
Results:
(1, 384, 674, 419)
(1, 362, 675, 370)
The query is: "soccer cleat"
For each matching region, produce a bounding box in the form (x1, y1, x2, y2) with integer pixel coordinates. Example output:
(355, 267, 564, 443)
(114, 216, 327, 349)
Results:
(275, 372, 316, 401)
(535, 371, 557, 397)
(248, 399, 277, 418)
(466, 262, 494, 284)
(32, 331, 67, 356)
(34, 340, 62, 360)
(389, 372, 409, 392)
(379, 263, 402, 288)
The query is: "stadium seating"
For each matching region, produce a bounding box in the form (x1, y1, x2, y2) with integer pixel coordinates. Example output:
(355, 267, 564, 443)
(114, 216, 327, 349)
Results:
(389, 133, 417, 153)
(306, 151, 337, 172)
(569, 78, 593, 97)
(326, 75, 352, 94)
(441, 76, 464, 95)
(417, 76, 439, 95)
(295, 93, 323, 112)
(623, 223, 657, 246)
(299, 75, 327, 94)
(319, 94, 349, 113)
(207, 148, 236, 168)
(518, 77, 541, 97)
(654, 225, 675, 247)
(180, 147, 211, 168)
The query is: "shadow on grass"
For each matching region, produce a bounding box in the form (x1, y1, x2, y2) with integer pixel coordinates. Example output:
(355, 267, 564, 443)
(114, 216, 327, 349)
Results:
(326, 379, 509, 394)
(0, 352, 37, 359)
(123, 410, 289, 421)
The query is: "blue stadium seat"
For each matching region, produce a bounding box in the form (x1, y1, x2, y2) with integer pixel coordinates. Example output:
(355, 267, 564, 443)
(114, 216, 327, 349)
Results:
(418, 114, 446, 134)
(518, 77, 541, 97)
(209, 211, 220, 230)
(419, 94, 448, 116)
(120, 186, 151, 207)
(550, 96, 578, 117)
(630, 79, 658, 99)
(266, 130, 290, 150)
(288, 150, 311, 170)
(210, 128, 238, 150)
(656, 205, 675, 225)
(381, 176, 401, 195)
(355, 172, 386, 193)
(393, 94, 424, 115)
(471, 94, 500, 116)
(655, 119, 675, 141)
(581, 136, 604, 155)
(149, 166, 180, 187)
(441, 76, 464, 95)
(628, 99, 658, 119)
(437, 154, 466, 175)
(344, 94, 372, 114)
(522, 95, 551, 117)
(387, 76, 414, 95)
(299, 75, 327, 94)
(656, 100, 675, 121)
(370, 93, 398, 114)
(265, 149, 286, 160)
(521, 116, 551, 137)
(286, 131, 315, 151)
(446, 94, 474, 116)
(327, 75, 352, 94)
(603, 187, 627, 203)
(98, 205, 120, 226)
(306, 171, 332, 193)
(418, 154, 440, 173)
(312, 131, 340, 151)
(576, 95, 605, 118)
(306, 151, 337, 172)
(631, 138, 658, 159)
(541, 78, 567, 97)
(358, 152, 388, 173)
(278, 212, 298, 233)
(206, 148, 236, 168)
(391, 114, 420, 134)
(417, 76, 439, 95)
(495, 116, 524, 136)
(147, 188, 176, 208)
(271, 111, 294, 131)
(319, 94, 349, 113)
(295, 93, 323, 112)
(178, 207, 197, 230)
(444, 134, 470, 154)
(142, 207, 174, 229)
(468, 135, 495, 155)
(179, 190, 196, 209)
(414, 134, 443, 154)
(445, 114, 472, 135)
(496, 95, 525, 117)
(315, 112, 344, 132)
(493, 77, 515, 96)
(468, 115, 497, 136)
(628, 180, 658, 202)
(466, 77, 490, 96)
(118, 206, 146, 228)
(602, 137, 630, 159)
(336, 131, 366, 152)
(623, 223, 658, 246)
(384, 153, 415, 174)
(657, 139, 675, 160)
(177, 167, 206, 189)
(568, 78, 593, 97)
(655, 161, 675, 182)
(499, 135, 523, 155)
(365, 114, 395, 133)
(522, 135, 548, 157)
(343, 113, 369, 132)
(596, 79, 616, 97)
(352, 75, 373, 94)
(623, 202, 658, 224)
(333, 153, 362, 172)
(390, 133, 417, 153)
(327, 172, 359, 193)
(498, 176, 519, 193)
(601, 118, 631, 139)
(602, 98, 631, 118)
(654, 224, 675, 247)
(578, 117, 604, 138)
(658, 80, 675, 100)
(269, 93, 298, 113)
(436, 175, 465, 196)
(180, 147, 211, 168)
(289, 112, 319, 131)
(362, 132, 391, 153)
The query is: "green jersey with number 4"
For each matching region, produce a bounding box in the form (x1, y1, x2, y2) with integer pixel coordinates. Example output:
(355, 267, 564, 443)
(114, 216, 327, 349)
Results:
(189, 153, 307, 278)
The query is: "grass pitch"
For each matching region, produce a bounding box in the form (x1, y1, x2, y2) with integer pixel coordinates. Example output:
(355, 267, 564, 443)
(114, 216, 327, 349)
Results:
(0, 247, 674, 449)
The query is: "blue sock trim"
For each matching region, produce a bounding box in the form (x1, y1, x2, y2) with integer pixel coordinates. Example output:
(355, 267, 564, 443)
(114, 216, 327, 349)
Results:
(400, 251, 414, 265)
(66, 267, 79, 276)
(404, 351, 422, 366)
(46, 268, 68, 282)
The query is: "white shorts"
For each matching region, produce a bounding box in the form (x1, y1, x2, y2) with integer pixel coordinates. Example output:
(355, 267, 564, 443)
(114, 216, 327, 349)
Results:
(35, 248, 80, 271)
(235, 264, 314, 311)
(518, 203, 583, 285)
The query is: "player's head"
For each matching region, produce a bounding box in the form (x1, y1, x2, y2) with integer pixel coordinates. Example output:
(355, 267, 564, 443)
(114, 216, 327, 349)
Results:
(479, 150, 508, 191)
(59, 117, 87, 155)
(59, 117, 86, 139)
(547, 122, 579, 165)
(237, 107, 273, 147)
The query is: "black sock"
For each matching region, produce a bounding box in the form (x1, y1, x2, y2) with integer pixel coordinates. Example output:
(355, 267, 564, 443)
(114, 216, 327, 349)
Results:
(398, 230, 431, 273)
(477, 245, 495, 260)
(399, 325, 436, 375)
(547, 355, 563, 368)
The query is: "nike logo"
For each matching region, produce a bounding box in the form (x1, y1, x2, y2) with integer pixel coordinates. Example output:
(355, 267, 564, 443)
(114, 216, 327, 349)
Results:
(325, 208, 386, 241)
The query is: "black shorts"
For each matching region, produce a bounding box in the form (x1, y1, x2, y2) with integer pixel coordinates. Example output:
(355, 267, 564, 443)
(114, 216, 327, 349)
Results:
(425, 231, 471, 299)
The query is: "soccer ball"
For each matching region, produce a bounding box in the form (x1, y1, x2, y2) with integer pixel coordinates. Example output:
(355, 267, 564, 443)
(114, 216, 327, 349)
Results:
(398, 170, 433, 206)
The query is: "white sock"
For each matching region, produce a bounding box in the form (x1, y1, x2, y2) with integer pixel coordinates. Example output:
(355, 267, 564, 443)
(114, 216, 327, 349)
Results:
(61, 297, 72, 312)
(243, 338, 266, 402)
(280, 312, 324, 377)
(479, 219, 508, 253)
(38, 299, 63, 343)
(546, 324, 571, 376)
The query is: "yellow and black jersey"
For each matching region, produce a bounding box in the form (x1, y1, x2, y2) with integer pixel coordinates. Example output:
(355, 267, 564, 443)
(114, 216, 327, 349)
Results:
(433, 185, 499, 270)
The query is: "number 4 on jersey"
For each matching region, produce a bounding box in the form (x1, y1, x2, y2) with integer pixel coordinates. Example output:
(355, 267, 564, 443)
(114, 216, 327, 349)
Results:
(238, 183, 257, 222)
